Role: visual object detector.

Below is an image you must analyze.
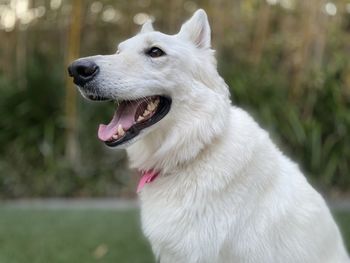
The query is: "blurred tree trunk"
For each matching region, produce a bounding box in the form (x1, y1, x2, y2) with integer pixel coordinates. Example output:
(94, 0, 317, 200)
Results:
(312, 3, 327, 70)
(0, 31, 14, 78)
(211, 0, 225, 49)
(16, 26, 27, 90)
(290, 0, 318, 99)
(250, 1, 271, 65)
(230, 0, 243, 34)
(65, 0, 82, 165)
(168, 0, 182, 33)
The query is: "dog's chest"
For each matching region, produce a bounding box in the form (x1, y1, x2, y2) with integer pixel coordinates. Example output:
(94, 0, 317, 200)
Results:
(139, 175, 237, 262)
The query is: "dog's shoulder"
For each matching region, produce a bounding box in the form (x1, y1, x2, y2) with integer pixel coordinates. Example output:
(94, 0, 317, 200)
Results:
(228, 106, 271, 148)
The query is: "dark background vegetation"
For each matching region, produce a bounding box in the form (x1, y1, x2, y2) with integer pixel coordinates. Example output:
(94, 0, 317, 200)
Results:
(0, 0, 349, 198)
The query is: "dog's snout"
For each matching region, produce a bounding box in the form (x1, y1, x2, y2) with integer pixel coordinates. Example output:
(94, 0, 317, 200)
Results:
(67, 60, 99, 86)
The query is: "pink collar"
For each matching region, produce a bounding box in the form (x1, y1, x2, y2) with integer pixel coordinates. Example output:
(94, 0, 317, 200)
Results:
(137, 170, 159, 193)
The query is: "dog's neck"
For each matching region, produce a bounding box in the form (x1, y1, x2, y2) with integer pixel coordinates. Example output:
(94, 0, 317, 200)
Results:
(126, 79, 231, 175)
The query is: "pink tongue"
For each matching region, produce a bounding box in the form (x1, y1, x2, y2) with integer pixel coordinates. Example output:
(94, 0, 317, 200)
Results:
(98, 101, 142, 141)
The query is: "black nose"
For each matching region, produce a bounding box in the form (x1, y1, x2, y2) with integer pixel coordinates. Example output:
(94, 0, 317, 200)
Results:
(67, 60, 99, 86)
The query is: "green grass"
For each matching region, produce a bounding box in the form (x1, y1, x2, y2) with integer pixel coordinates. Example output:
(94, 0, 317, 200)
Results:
(0, 207, 349, 263)
(0, 208, 154, 263)
(335, 212, 350, 253)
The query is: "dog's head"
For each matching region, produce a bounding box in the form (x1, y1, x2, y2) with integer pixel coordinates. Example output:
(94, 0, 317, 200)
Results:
(68, 9, 230, 168)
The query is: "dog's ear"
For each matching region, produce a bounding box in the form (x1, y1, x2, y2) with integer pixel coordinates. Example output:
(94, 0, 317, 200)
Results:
(178, 9, 211, 49)
(140, 20, 154, 34)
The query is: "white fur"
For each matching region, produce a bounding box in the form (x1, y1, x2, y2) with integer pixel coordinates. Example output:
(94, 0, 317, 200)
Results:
(79, 9, 350, 263)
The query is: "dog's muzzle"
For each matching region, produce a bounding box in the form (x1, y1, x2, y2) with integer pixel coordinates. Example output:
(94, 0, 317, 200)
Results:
(67, 59, 99, 86)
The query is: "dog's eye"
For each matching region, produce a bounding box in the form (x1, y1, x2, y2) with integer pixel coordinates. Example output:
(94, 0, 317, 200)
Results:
(146, 47, 165, 58)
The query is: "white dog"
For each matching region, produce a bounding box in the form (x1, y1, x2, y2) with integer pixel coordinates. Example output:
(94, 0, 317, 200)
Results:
(68, 9, 349, 263)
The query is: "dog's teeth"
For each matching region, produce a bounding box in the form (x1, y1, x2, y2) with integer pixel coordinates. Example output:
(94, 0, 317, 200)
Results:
(143, 110, 150, 116)
(147, 102, 155, 111)
(112, 134, 118, 139)
(118, 124, 125, 136)
(137, 116, 145, 122)
(154, 98, 160, 105)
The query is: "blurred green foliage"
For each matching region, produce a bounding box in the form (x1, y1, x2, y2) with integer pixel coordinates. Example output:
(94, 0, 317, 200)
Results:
(0, 0, 349, 197)
(222, 55, 350, 191)
(0, 54, 130, 197)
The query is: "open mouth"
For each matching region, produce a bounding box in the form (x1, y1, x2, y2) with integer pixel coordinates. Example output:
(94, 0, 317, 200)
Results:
(97, 96, 171, 147)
